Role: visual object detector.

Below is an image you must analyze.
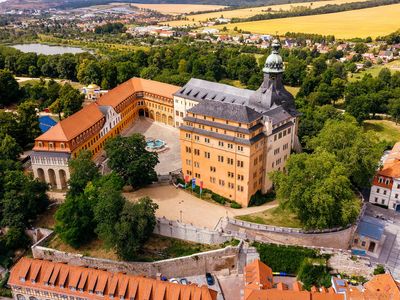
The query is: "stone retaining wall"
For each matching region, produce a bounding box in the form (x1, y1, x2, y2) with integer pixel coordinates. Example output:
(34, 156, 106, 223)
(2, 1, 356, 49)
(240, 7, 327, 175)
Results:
(31, 229, 242, 278)
(155, 217, 232, 244)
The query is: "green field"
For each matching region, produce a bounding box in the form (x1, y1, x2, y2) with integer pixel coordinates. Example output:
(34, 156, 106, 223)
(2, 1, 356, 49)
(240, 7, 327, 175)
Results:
(236, 206, 302, 228)
(350, 60, 400, 82)
(363, 119, 400, 144)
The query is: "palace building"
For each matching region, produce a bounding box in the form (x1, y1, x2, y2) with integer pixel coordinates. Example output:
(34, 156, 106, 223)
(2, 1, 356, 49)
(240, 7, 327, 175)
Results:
(32, 39, 299, 207)
(178, 39, 299, 207)
(31, 78, 180, 189)
(8, 257, 217, 300)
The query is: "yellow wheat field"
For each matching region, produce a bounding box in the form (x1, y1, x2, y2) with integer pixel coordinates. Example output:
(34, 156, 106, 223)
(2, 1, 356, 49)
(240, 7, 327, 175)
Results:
(216, 4, 400, 39)
(132, 3, 226, 15)
(163, 0, 371, 26)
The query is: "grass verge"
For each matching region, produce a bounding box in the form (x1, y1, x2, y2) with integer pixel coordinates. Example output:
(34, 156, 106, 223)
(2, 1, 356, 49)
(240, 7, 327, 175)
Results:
(236, 205, 302, 228)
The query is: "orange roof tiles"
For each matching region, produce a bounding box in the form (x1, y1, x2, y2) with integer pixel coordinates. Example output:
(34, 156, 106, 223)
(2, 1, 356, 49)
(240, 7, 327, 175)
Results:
(97, 77, 180, 108)
(35, 78, 180, 144)
(244, 260, 400, 300)
(9, 258, 217, 300)
(35, 103, 104, 143)
(363, 274, 400, 300)
(377, 142, 400, 178)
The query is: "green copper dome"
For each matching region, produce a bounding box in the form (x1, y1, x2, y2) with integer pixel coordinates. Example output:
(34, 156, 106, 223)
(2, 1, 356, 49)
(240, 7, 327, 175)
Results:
(263, 39, 284, 74)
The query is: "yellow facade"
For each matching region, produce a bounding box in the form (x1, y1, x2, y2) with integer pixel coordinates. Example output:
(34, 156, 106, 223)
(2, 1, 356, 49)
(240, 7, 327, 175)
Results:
(180, 112, 265, 207)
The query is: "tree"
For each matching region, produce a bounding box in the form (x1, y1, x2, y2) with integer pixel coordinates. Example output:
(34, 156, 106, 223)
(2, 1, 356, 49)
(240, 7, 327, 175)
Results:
(283, 56, 307, 86)
(105, 134, 159, 188)
(68, 150, 99, 197)
(354, 43, 368, 54)
(307, 119, 383, 188)
(92, 173, 125, 248)
(77, 60, 102, 85)
(0, 69, 20, 106)
(0, 134, 22, 160)
(1, 170, 48, 228)
(54, 193, 97, 248)
(114, 197, 158, 260)
(389, 97, 400, 124)
(16, 100, 41, 146)
(51, 84, 84, 118)
(271, 151, 360, 229)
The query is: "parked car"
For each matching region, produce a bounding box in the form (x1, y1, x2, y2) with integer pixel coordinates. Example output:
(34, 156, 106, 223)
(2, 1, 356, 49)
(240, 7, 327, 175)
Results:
(180, 278, 188, 285)
(205, 273, 214, 286)
(169, 278, 179, 284)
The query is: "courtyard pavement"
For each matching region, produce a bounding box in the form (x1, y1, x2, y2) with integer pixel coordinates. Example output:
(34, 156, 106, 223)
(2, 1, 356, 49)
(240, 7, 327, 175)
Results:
(122, 117, 181, 175)
(124, 185, 277, 229)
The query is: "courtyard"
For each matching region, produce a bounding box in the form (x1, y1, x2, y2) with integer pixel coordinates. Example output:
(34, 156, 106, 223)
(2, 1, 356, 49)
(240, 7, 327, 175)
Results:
(124, 185, 277, 229)
(122, 117, 181, 175)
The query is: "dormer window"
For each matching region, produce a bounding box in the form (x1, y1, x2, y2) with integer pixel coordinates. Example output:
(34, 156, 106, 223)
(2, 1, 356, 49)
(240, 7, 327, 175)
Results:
(38, 141, 43, 147)
(49, 142, 54, 149)
(60, 143, 65, 149)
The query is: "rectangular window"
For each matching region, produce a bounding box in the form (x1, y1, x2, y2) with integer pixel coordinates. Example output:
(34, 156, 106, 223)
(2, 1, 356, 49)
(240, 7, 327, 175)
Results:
(194, 149, 200, 156)
(218, 155, 224, 163)
(238, 146, 244, 151)
(205, 138, 210, 143)
(185, 146, 191, 153)
(237, 160, 244, 168)
(218, 141, 224, 147)
(194, 135, 200, 141)
(204, 151, 210, 159)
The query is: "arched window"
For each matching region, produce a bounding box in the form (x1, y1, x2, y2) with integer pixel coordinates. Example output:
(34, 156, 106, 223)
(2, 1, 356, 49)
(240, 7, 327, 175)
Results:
(17, 295, 25, 300)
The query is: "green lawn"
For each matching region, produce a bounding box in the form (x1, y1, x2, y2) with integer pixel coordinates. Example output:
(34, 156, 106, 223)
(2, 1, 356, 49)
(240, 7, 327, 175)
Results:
(236, 206, 302, 228)
(349, 59, 400, 82)
(363, 119, 400, 144)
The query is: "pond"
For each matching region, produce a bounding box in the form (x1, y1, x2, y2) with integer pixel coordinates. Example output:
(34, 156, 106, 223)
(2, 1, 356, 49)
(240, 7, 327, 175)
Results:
(11, 43, 89, 55)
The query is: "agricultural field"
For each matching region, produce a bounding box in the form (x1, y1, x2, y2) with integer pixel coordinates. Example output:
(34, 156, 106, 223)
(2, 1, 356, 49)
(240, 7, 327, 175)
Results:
(164, 0, 370, 27)
(132, 3, 226, 15)
(215, 3, 400, 39)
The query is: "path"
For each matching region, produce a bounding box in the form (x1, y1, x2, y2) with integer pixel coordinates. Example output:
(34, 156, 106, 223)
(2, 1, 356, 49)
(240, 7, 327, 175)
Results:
(124, 185, 277, 229)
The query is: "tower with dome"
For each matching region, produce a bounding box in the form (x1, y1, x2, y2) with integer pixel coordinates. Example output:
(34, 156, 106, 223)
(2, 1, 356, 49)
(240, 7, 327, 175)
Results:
(177, 39, 300, 206)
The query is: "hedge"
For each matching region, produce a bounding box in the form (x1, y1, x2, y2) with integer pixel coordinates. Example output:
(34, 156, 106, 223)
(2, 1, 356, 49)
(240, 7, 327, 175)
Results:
(252, 242, 320, 274)
(249, 190, 275, 206)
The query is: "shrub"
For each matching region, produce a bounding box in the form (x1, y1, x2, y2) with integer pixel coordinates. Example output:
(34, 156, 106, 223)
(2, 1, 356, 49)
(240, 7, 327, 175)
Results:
(373, 264, 385, 275)
(230, 201, 242, 209)
(298, 261, 332, 290)
(211, 193, 228, 205)
(249, 190, 275, 206)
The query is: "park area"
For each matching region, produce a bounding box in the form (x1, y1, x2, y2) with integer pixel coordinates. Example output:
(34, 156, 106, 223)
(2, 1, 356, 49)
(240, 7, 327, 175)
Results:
(363, 119, 400, 144)
(217, 3, 400, 39)
(165, 0, 370, 26)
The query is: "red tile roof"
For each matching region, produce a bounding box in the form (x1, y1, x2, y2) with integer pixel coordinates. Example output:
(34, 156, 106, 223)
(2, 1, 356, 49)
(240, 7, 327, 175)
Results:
(8, 258, 217, 300)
